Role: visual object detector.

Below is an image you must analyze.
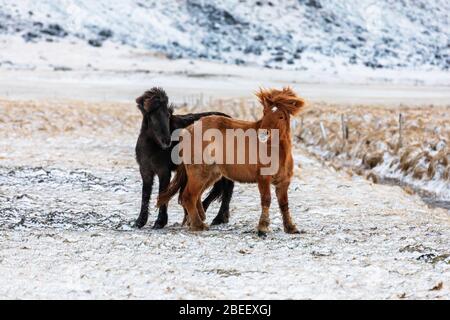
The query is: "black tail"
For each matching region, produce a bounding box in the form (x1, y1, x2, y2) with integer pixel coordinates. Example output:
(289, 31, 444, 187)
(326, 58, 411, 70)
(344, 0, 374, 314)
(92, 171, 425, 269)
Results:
(205, 178, 234, 225)
(202, 177, 227, 211)
(157, 165, 187, 207)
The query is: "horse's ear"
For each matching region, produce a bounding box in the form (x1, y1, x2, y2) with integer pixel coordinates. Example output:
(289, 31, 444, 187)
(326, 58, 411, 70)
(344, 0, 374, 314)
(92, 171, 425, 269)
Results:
(255, 88, 271, 112)
(288, 98, 306, 116)
(295, 98, 305, 110)
(168, 104, 175, 115)
(280, 86, 305, 116)
(135, 95, 146, 113)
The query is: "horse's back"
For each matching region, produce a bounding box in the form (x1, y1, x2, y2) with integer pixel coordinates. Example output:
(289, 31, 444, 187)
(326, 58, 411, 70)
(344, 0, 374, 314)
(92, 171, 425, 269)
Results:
(194, 115, 256, 131)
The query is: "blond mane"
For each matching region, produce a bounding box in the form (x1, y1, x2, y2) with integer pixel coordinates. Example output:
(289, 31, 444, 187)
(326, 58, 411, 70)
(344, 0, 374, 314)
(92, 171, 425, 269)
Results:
(255, 87, 305, 115)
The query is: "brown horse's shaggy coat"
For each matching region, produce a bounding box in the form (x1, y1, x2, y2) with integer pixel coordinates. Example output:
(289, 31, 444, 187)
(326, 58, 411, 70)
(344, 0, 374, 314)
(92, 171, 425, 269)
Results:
(158, 87, 305, 235)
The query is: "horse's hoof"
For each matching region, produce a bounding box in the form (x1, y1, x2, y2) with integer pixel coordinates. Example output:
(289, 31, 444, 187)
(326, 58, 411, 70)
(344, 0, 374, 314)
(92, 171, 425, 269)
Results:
(190, 223, 209, 231)
(257, 230, 267, 238)
(211, 217, 228, 225)
(133, 218, 147, 229)
(285, 226, 300, 234)
(152, 220, 167, 229)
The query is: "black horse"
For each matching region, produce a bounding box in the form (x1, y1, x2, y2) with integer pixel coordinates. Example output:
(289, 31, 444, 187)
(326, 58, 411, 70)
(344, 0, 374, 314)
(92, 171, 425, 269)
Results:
(134, 87, 234, 229)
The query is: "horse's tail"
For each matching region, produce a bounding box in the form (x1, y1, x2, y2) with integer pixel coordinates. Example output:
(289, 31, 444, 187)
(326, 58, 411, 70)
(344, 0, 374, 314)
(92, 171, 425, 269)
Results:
(157, 165, 187, 207)
(202, 177, 235, 214)
(201, 177, 225, 210)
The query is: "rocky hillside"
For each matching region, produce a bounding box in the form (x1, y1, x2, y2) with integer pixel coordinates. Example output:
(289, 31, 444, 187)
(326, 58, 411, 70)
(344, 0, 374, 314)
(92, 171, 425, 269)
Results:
(0, 0, 448, 71)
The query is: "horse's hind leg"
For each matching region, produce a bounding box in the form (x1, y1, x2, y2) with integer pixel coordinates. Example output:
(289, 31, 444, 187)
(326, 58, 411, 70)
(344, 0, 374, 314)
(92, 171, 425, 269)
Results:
(182, 208, 189, 226)
(181, 175, 208, 231)
(196, 174, 218, 222)
(275, 182, 299, 234)
(211, 178, 234, 225)
(197, 199, 206, 221)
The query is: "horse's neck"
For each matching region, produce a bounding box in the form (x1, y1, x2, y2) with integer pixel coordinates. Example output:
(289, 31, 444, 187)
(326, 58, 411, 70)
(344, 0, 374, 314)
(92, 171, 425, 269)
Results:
(139, 115, 149, 133)
(279, 132, 292, 147)
(169, 114, 177, 131)
(139, 115, 159, 147)
(255, 120, 292, 149)
(170, 114, 197, 131)
(268, 125, 292, 167)
(275, 131, 292, 157)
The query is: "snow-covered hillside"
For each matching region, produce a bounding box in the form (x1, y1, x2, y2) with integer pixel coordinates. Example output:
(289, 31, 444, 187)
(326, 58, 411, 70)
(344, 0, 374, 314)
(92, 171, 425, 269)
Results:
(0, 0, 449, 72)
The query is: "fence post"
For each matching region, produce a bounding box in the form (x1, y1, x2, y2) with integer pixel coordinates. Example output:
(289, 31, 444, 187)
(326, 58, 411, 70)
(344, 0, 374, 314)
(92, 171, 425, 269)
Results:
(398, 113, 403, 149)
(298, 116, 304, 139)
(320, 121, 327, 143)
(342, 114, 349, 140)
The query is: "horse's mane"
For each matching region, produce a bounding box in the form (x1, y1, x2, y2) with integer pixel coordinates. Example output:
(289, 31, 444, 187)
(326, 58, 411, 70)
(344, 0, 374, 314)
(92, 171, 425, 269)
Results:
(135, 87, 172, 113)
(255, 87, 305, 115)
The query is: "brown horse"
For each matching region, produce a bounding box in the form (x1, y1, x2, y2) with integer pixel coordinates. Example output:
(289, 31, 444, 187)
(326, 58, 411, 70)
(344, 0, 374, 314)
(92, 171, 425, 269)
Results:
(158, 87, 305, 236)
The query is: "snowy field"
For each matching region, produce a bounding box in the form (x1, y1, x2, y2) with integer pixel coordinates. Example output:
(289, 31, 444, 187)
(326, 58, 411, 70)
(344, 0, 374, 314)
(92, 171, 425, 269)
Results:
(1, 36, 450, 106)
(0, 98, 449, 299)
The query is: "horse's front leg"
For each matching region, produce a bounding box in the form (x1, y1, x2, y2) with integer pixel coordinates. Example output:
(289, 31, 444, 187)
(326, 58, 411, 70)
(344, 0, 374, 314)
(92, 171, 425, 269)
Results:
(257, 176, 271, 237)
(134, 172, 154, 228)
(275, 181, 299, 234)
(153, 170, 171, 229)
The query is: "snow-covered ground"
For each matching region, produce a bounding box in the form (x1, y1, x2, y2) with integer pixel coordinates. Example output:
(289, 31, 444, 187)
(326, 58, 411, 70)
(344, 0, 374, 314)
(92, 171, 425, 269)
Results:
(0, 99, 449, 299)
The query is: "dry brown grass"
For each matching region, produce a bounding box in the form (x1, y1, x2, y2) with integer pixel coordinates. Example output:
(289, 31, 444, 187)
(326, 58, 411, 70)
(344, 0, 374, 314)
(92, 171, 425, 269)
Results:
(0, 98, 206, 139)
(295, 103, 450, 188)
(0, 99, 142, 138)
